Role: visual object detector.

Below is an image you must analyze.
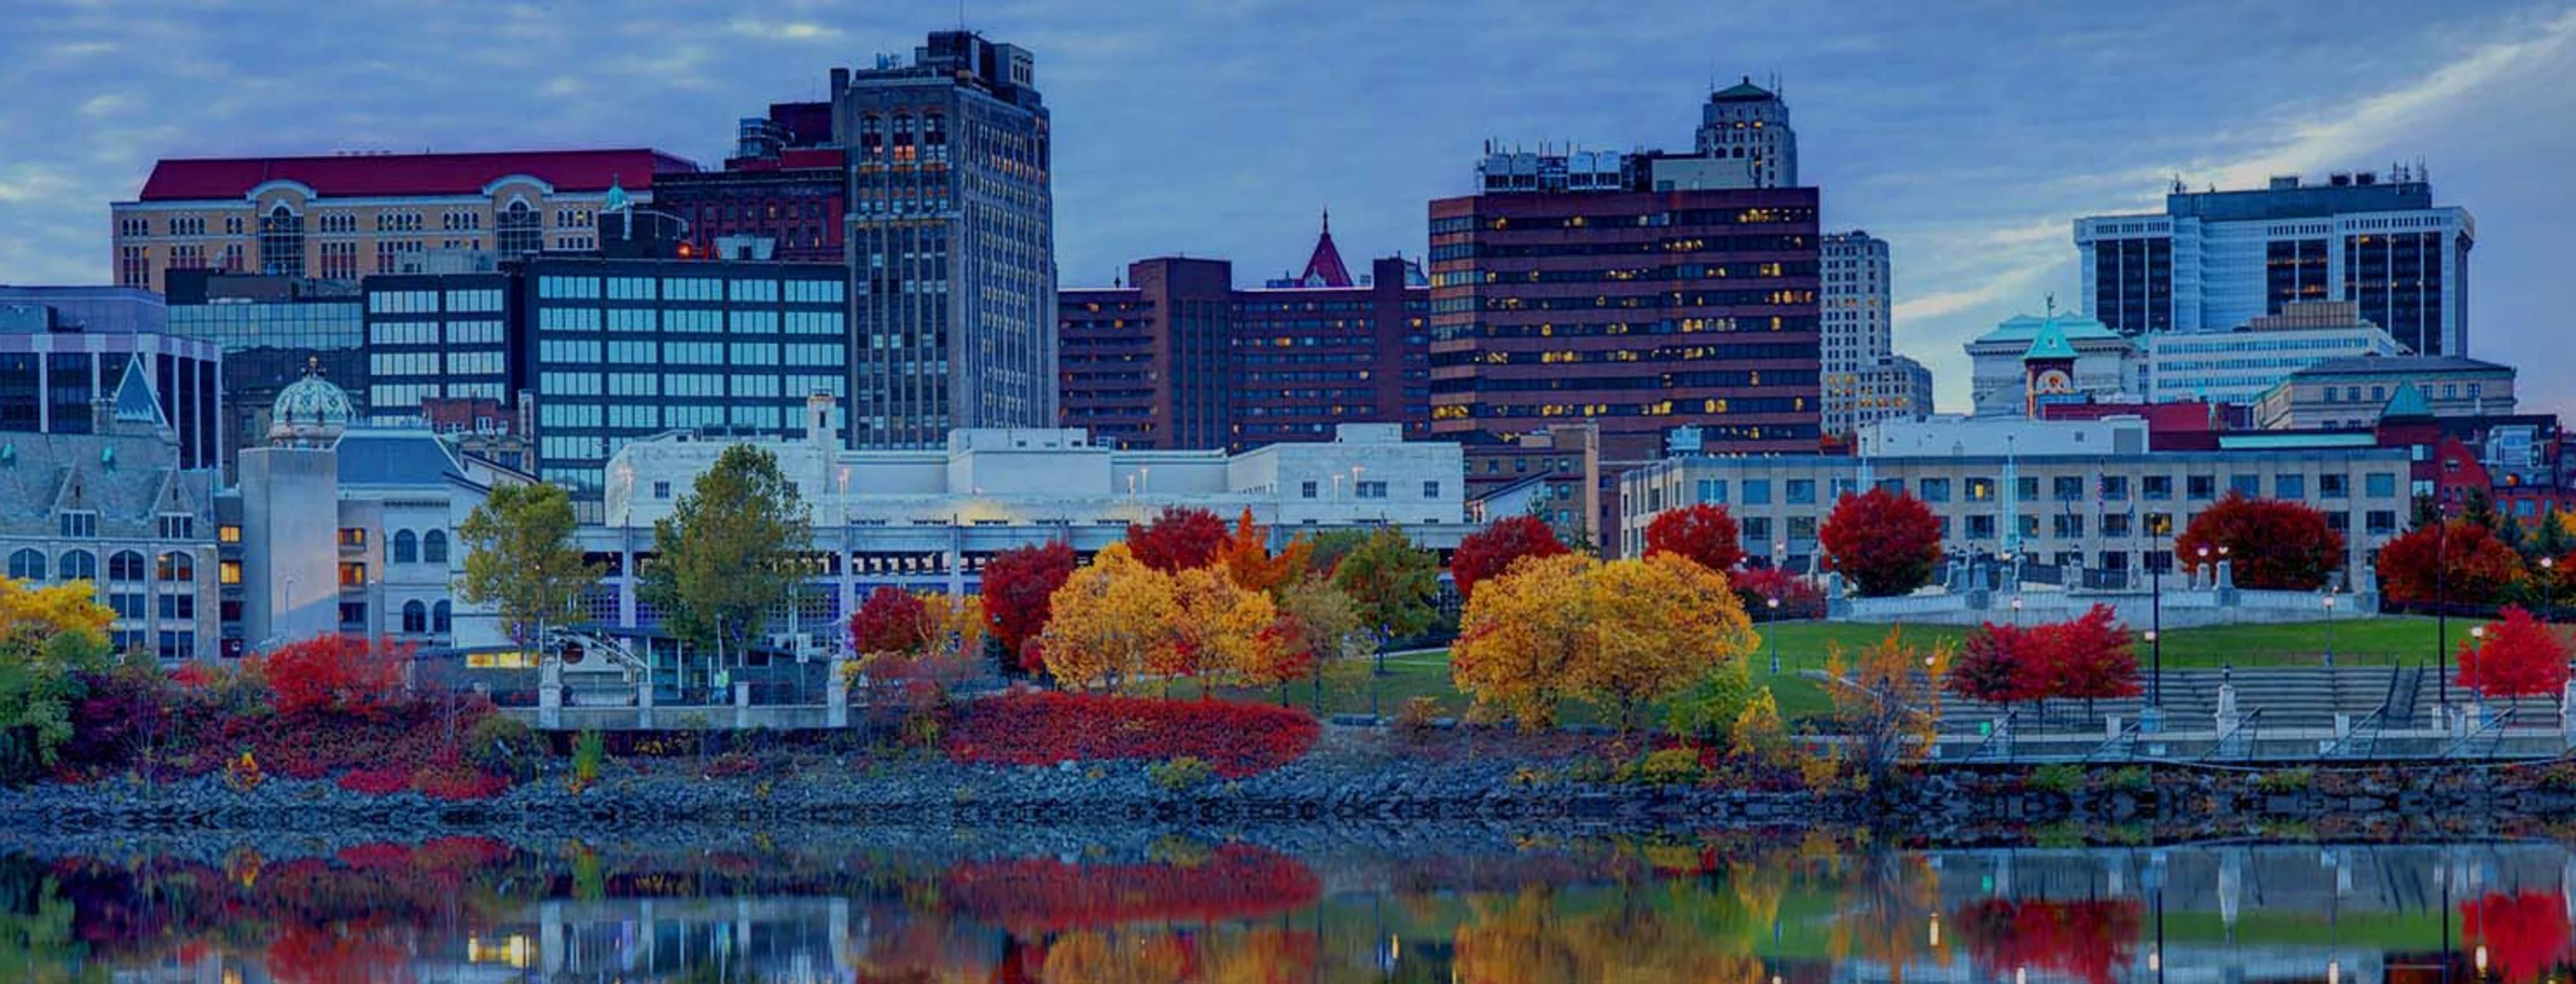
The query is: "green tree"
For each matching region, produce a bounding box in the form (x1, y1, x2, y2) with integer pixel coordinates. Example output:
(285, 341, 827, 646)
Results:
(0, 581, 117, 776)
(1331, 528, 1438, 643)
(1304, 528, 1373, 576)
(641, 444, 812, 665)
(455, 482, 601, 645)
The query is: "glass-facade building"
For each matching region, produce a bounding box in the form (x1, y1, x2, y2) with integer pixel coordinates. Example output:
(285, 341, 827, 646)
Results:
(835, 30, 1056, 446)
(163, 271, 366, 472)
(515, 257, 849, 515)
(363, 272, 514, 414)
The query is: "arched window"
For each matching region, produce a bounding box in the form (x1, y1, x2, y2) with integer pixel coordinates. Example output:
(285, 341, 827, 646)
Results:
(392, 529, 418, 564)
(402, 600, 428, 634)
(258, 203, 304, 276)
(108, 550, 148, 582)
(58, 550, 96, 582)
(498, 199, 541, 254)
(422, 529, 449, 565)
(431, 600, 452, 635)
(6, 548, 43, 581)
(156, 552, 194, 584)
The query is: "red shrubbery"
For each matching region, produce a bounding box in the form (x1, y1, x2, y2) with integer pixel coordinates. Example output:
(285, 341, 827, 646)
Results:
(1729, 567, 1824, 620)
(943, 844, 1321, 933)
(945, 691, 1319, 777)
(258, 635, 411, 719)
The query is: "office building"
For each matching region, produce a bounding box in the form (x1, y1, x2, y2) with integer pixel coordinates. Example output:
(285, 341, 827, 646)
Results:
(1648, 76, 1800, 191)
(163, 271, 367, 466)
(2, 288, 222, 470)
(2073, 170, 2474, 355)
(1842, 356, 1935, 431)
(361, 272, 513, 414)
(654, 102, 845, 264)
(1817, 230, 1921, 436)
(112, 149, 698, 292)
(580, 421, 1471, 639)
(514, 255, 849, 515)
(1967, 312, 2142, 416)
(2145, 300, 2403, 405)
(835, 31, 1056, 446)
(0, 403, 219, 659)
(2253, 354, 2516, 430)
(1622, 415, 2410, 585)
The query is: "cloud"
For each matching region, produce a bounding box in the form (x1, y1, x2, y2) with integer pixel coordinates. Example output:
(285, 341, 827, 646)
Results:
(725, 18, 846, 43)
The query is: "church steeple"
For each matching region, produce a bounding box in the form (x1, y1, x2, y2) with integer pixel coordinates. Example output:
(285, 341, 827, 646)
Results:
(1296, 207, 1354, 288)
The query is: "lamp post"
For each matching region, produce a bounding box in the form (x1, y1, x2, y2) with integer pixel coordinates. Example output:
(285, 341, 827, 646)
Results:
(2148, 546, 2165, 711)
(2437, 518, 2452, 706)
(2469, 624, 2488, 725)
(2010, 594, 2024, 626)
(2543, 554, 2559, 626)
(1766, 596, 1782, 674)
(2322, 592, 2337, 667)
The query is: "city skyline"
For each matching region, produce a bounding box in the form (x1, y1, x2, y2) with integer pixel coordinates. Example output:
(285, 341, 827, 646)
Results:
(3, 1, 2574, 415)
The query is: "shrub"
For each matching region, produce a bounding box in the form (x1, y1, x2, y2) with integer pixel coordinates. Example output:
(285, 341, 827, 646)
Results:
(466, 715, 539, 782)
(2253, 767, 2315, 795)
(223, 751, 263, 792)
(2106, 766, 2154, 795)
(1666, 662, 1757, 745)
(1623, 747, 1703, 787)
(410, 759, 507, 800)
(572, 730, 605, 790)
(1395, 696, 1443, 740)
(1147, 757, 1215, 791)
(702, 751, 761, 780)
(946, 691, 1319, 777)
(261, 636, 413, 720)
(2028, 763, 2083, 795)
(1729, 567, 1824, 620)
(337, 765, 411, 796)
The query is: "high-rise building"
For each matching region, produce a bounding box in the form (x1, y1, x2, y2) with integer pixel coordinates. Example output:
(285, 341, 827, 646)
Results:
(164, 271, 367, 469)
(655, 102, 847, 265)
(1056, 221, 1430, 451)
(1645, 76, 1800, 192)
(834, 31, 1056, 446)
(361, 272, 514, 414)
(2073, 170, 2474, 355)
(1, 293, 222, 471)
(1819, 230, 1912, 436)
(112, 149, 697, 292)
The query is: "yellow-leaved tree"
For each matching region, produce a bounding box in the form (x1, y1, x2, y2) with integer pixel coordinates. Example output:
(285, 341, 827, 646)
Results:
(1820, 628, 1952, 790)
(1, 579, 121, 770)
(1573, 552, 1756, 731)
(1169, 566, 1282, 696)
(1452, 553, 1597, 730)
(1039, 543, 1178, 692)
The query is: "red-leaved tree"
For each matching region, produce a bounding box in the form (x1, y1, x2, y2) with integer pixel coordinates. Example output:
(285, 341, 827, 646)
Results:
(1126, 506, 1231, 573)
(1818, 489, 1944, 597)
(1448, 515, 1571, 604)
(981, 541, 1077, 675)
(1729, 566, 1823, 620)
(2456, 605, 2571, 699)
(258, 635, 413, 719)
(1644, 503, 1743, 574)
(2043, 604, 2142, 713)
(1952, 622, 2043, 707)
(849, 586, 932, 656)
(2376, 519, 2527, 606)
(2174, 492, 2346, 589)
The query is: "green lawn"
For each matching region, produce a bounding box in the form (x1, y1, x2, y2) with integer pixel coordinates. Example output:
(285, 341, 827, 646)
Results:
(1177, 615, 2465, 724)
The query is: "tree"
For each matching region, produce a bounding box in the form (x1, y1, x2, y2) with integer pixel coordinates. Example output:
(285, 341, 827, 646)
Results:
(1573, 553, 1756, 731)
(1126, 506, 1230, 574)
(1450, 515, 1571, 604)
(1452, 554, 1595, 730)
(1213, 508, 1311, 596)
(2377, 519, 2526, 606)
(259, 635, 414, 720)
(1818, 489, 1943, 597)
(1330, 528, 1438, 642)
(1821, 629, 1950, 790)
(1167, 566, 1281, 695)
(1038, 543, 1179, 691)
(2041, 604, 2141, 714)
(1644, 503, 1744, 574)
(1304, 528, 1373, 578)
(0, 579, 118, 770)
(454, 482, 600, 646)
(848, 586, 932, 657)
(2174, 492, 2344, 589)
(2456, 605, 2570, 699)
(1274, 576, 1367, 711)
(1950, 622, 2043, 707)
(981, 541, 1076, 674)
(641, 443, 813, 664)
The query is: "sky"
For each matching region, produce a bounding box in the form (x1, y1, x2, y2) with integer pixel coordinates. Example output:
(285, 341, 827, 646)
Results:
(3, 0, 2573, 415)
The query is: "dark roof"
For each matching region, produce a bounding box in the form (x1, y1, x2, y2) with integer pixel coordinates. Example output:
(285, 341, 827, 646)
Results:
(1297, 210, 1354, 289)
(137, 149, 700, 201)
(1710, 77, 1777, 102)
(333, 430, 466, 487)
(2293, 354, 2512, 377)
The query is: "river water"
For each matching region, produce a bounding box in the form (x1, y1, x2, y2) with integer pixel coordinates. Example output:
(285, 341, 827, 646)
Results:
(8, 832, 2573, 981)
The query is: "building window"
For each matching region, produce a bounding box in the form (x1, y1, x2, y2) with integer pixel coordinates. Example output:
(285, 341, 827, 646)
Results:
(432, 600, 452, 634)
(155, 552, 193, 583)
(2319, 474, 2348, 499)
(1422, 481, 1441, 499)
(59, 511, 98, 538)
(2366, 473, 2397, 498)
(653, 481, 673, 501)
(498, 200, 542, 254)
(1918, 478, 1951, 502)
(219, 560, 242, 586)
(339, 562, 367, 587)
(2053, 476, 2083, 501)
(2141, 476, 2173, 501)
(2366, 510, 2398, 535)
(1785, 480, 1815, 505)
(2145, 512, 2174, 537)
(1742, 480, 1772, 505)
(1300, 481, 1317, 500)
(108, 550, 148, 582)
(2229, 475, 2260, 497)
(422, 530, 448, 564)
(2274, 475, 2306, 500)
(2101, 476, 2128, 501)
(6, 549, 43, 581)
(338, 528, 367, 548)
(158, 514, 195, 540)
(258, 204, 304, 275)
(2186, 476, 2216, 501)
(392, 530, 418, 564)
(59, 550, 95, 581)
(402, 600, 428, 634)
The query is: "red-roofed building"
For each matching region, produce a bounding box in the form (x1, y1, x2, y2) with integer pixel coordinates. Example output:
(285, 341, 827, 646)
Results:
(112, 148, 699, 292)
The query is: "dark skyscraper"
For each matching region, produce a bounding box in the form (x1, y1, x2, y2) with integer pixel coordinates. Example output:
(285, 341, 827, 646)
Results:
(834, 31, 1056, 447)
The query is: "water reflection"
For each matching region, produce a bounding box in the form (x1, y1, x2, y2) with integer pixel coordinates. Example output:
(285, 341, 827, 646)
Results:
(9, 833, 2576, 981)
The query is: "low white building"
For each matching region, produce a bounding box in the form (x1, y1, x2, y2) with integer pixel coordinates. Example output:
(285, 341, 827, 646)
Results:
(578, 404, 1473, 647)
(1967, 312, 2142, 416)
(2146, 301, 2403, 405)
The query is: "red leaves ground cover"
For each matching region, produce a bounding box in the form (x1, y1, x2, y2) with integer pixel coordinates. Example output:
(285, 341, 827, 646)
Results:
(942, 844, 1321, 934)
(944, 690, 1319, 777)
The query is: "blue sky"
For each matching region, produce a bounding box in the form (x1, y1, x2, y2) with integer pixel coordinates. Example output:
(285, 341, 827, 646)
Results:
(3, 0, 2572, 414)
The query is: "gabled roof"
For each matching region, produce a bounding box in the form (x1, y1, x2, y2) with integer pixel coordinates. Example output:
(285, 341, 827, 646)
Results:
(2023, 318, 2079, 361)
(135, 148, 700, 201)
(2383, 382, 2433, 418)
(333, 429, 467, 488)
(111, 357, 165, 427)
(1296, 210, 1354, 288)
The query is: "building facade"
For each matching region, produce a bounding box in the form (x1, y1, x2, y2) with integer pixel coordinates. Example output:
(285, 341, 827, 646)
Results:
(0, 409, 219, 660)
(514, 255, 849, 515)
(3, 291, 223, 470)
(163, 271, 367, 469)
(0, 285, 167, 336)
(2073, 171, 2474, 355)
(112, 149, 697, 292)
(1649, 77, 1798, 191)
(1818, 230, 1903, 436)
(835, 31, 1056, 446)
(361, 272, 514, 413)
(1622, 417, 2411, 586)
(652, 149, 847, 265)
(1967, 312, 2142, 416)
(2144, 300, 2403, 405)
(580, 422, 1472, 646)
(2253, 355, 2517, 430)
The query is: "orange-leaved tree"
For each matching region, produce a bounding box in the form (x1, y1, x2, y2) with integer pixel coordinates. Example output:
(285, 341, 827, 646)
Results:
(2376, 518, 2526, 605)
(1819, 489, 1944, 597)
(1644, 502, 1744, 574)
(2457, 604, 2570, 700)
(2174, 491, 2344, 589)
(1573, 552, 1756, 731)
(1821, 628, 1950, 790)
(1169, 566, 1283, 696)
(1452, 553, 1595, 730)
(1039, 543, 1179, 692)
(1213, 508, 1312, 596)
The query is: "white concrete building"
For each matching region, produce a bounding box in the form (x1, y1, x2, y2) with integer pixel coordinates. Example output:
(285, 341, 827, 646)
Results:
(1967, 312, 2143, 416)
(2146, 301, 2403, 405)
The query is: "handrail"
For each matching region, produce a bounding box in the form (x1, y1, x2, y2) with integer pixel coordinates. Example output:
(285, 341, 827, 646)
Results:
(2319, 705, 2391, 759)
(2442, 705, 2518, 760)
(2082, 714, 2145, 764)
(1951, 710, 2015, 763)
(2199, 707, 2265, 763)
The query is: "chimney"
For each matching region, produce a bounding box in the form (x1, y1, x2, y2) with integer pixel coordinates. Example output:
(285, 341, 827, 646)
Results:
(829, 67, 849, 93)
(806, 391, 837, 447)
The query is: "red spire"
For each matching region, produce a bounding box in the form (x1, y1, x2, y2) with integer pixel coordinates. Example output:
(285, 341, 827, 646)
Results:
(1297, 207, 1354, 288)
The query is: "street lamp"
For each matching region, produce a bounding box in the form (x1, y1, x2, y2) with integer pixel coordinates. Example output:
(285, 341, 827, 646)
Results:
(2322, 592, 2337, 667)
(2543, 555, 2559, 626)
(2010, 594, 2024, 626)
(1766, 596, 1782, 674)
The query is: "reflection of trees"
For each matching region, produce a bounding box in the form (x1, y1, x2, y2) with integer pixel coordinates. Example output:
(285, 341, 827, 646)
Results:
(2463, 889, 2573, 982)
(942, 845, 1319, 935)
(1952, 898, 2141, 984)
(1826, 849, 1945, 981)
(0, 859, 106, 984)
(1451, 884, 1768, 984)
